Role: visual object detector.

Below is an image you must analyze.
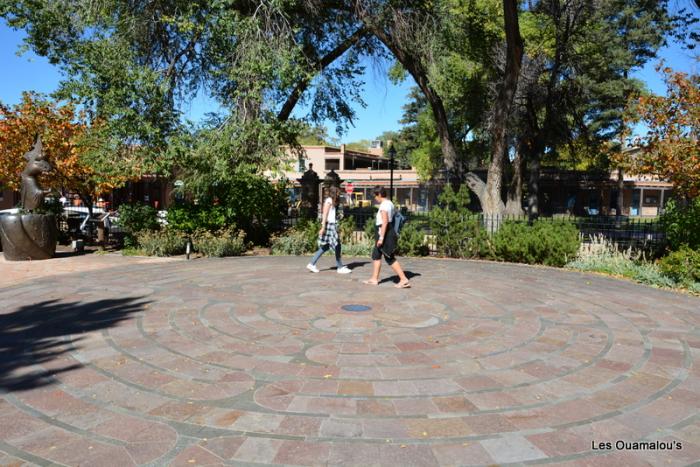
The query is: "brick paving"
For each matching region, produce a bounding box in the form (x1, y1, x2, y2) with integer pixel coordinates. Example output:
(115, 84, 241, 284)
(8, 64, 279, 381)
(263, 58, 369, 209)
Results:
(0, 256, 698, 466)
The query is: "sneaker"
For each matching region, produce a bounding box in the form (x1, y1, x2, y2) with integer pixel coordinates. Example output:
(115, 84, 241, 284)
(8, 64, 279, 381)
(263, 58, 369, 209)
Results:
(337, 266, 352, 274)
(306, 264, 319, 273)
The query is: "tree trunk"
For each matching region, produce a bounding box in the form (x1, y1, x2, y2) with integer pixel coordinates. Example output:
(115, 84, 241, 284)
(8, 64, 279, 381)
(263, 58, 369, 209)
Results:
(616, 167, 624, 216)
(481, 0, 524, 221)
(277, 28, 367, 121)
(367, 27, 461, 184)
(527, 151, 540, 219)
(505, 148, 524, 216)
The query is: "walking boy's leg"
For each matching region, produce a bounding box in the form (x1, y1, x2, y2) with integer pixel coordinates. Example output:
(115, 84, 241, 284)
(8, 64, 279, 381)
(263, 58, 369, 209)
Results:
(390, 260, 409, 283)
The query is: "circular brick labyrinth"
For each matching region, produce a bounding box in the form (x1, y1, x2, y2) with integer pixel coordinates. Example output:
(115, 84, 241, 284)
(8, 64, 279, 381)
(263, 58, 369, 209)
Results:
(0, 256, 698, 466)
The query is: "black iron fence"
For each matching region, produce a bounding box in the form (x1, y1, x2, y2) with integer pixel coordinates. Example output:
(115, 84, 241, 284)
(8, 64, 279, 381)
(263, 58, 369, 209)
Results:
(280, 209, 666, 255)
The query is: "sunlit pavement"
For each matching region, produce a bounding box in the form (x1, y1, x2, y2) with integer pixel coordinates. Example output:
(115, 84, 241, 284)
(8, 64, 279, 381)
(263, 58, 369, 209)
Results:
(0, 256, 698, 466)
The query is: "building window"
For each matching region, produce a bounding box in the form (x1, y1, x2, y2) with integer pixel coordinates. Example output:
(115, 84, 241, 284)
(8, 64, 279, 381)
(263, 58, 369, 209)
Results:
(325, 159, 340, 170)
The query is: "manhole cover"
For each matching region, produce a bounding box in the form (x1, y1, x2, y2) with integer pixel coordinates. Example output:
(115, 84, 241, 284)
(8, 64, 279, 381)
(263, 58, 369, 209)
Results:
(341, 304, 372, 312)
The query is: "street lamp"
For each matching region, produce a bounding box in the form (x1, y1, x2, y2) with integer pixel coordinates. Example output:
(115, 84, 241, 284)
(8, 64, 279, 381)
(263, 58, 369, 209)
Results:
(388, 143, 396, 202)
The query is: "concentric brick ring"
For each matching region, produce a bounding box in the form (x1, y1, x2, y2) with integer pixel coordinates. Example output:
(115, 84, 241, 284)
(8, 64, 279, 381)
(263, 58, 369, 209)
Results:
(0, 256, 698, 466)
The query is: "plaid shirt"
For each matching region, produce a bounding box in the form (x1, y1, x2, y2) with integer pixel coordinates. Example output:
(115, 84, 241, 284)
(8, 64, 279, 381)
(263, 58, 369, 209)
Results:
(318, 222, 339, 249)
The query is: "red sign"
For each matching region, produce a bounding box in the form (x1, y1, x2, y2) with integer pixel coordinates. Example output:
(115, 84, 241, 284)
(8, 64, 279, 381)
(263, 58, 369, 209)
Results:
(345, 182, 354, 194)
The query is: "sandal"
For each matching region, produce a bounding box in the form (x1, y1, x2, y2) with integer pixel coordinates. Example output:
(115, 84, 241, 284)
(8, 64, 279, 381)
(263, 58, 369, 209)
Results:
(394, 281, 411, 289)
(362, 279, 379, 286)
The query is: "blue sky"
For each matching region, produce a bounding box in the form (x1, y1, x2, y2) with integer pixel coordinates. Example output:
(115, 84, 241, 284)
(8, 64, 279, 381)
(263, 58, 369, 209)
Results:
(0, 20, 697, 144)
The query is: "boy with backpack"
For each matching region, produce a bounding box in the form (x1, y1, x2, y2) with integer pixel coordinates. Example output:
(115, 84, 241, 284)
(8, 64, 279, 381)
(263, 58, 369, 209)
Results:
(362, 185, 411, 288)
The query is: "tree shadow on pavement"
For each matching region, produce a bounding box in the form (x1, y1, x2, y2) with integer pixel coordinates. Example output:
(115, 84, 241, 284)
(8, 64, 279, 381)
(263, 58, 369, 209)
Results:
(0, 297, 149, 392)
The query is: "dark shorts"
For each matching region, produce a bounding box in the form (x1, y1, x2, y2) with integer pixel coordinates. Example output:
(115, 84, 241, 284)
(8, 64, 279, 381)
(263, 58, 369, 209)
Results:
(371, 225, 397, 265)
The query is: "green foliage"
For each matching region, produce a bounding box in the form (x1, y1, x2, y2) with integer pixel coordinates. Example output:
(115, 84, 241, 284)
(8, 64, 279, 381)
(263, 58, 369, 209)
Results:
(342, 242, 373, 257)
(173, 169, 289, 245)
(166, 203, 227, 234)
(117, 203, 159, 247)
(191, 227, 247, 257)
(35, 197, 65, 217)
(397, 222, 429, 257)
(364, 214, 377, 241)
(428, 185, 488, 258)
(567, 236, 677, 289)
(660, 199, 700, 251)
(136, 228, 187, 257)
(658, 246, 700, 285)
(338, 215, 356, 245)
(270, 219, 320, 256)
(120, 247, 147, 256)
(490, 220, 580, 267)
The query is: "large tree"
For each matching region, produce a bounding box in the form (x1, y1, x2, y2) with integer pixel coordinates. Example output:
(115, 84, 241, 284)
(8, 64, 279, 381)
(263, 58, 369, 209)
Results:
(1, 0, 380, 178)
(511, 0, 695, 217)
(623, 65, 700, 199)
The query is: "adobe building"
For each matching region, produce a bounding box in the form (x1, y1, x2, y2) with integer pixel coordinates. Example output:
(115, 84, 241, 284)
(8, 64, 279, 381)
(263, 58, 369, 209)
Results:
(536, 168, 673, 217)
(269, 143, 441, 211)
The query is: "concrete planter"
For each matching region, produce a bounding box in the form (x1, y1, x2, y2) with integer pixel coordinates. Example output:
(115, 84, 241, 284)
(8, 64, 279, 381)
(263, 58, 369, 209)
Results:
(0, 213, 57, 261)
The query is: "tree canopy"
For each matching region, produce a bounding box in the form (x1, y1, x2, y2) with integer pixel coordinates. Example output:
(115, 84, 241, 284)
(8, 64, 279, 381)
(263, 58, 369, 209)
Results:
(1, 0, 697, 209)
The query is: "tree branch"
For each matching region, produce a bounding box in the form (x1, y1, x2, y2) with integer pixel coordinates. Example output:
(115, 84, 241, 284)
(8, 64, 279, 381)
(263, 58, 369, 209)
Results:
(277, 27, 367, 121)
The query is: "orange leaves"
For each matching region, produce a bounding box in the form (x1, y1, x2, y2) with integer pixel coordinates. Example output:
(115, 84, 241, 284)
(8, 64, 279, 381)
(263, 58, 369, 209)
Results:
(627, 65, 700, 198)
(0, 93, 122, 198)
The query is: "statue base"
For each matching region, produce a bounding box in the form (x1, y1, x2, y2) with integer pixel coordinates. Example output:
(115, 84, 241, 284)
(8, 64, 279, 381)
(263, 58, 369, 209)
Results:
(0, 213, 57, 261)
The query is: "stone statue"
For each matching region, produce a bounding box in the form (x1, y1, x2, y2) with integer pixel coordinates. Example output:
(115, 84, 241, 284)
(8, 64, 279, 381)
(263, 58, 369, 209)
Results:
(298, 163, 320, 219)
(0, 135, 58, 260)
(20, 135, 52, 210)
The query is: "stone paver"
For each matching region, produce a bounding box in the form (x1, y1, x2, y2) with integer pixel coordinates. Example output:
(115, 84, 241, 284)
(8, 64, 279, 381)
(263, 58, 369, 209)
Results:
(0, 256, 698, 466)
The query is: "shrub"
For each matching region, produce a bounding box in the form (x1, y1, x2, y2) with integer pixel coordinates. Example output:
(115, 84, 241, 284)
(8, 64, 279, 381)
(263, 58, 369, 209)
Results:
(428, 185, 489, 258)
(397, 222, 429, 256)
(270, 219, 320, 255)
(490, 220, 580, 267)
(658, 246, 700, 284)
(661, 198, 700, 251)
(192, 227, 247, 257)
(117, 203, 159, 247)
(567, 235, 676, 288)
(176, 171, 288, 245)
(167, 203, 227, 233)
(342, 242, 373, 257)
(338, 215, 356, 245)
(136, 228, 187, 256)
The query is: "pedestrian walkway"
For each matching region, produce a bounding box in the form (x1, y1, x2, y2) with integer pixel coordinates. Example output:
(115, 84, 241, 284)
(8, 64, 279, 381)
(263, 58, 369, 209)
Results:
(0, 256, 698, 466)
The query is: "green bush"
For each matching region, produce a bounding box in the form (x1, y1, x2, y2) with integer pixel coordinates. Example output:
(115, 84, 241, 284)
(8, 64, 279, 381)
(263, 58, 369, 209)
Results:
(192, 227, 247, 257)
(661, 198, 700, 251)
(567, 236, 677, 288)
(397, 222, 429, 256)
(338, 215, 356, 245)
(117, 203, 159, 247)
(490, 220, 580, 267)
(136, 228, 187, 256)
(658, 246, 700, 284)
(167, 203, 227, 233)
(270, 219, 320, 255)
(175, 171, 288, 245)
(342, 242, 373, 257)
(428, 185, 488, 258)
